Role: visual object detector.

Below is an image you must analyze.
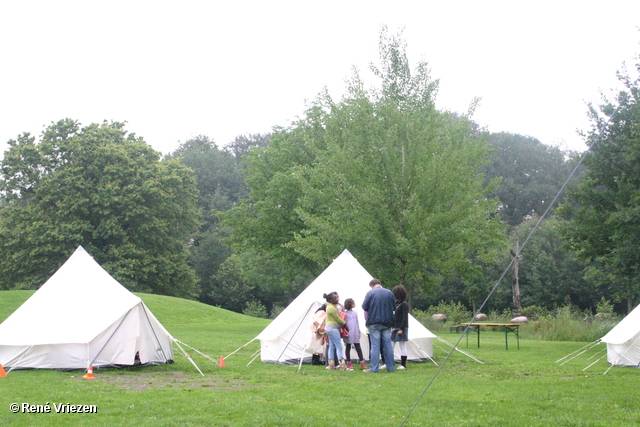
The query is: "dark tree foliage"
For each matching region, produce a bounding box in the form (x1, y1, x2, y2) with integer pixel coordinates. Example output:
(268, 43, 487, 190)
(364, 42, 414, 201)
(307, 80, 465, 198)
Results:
(485, 132, 576, 227)
(166, 133, 280, 311)
(0, 119, 200, 297)
(559, 64, 640, 311)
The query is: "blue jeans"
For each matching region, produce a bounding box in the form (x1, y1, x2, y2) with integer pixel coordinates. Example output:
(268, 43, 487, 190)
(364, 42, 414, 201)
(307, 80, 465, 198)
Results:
(325, 324, 345, 361)
(368, 323, 395, 372)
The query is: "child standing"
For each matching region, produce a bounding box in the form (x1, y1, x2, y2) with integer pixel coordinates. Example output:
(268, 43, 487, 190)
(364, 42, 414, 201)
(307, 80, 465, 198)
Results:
(391, 285, 409, 369)
(343, 298, 367, 370)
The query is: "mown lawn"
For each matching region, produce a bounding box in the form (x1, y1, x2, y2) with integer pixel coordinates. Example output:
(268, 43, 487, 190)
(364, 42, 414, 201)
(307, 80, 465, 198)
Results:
(1, 291, 638, 426)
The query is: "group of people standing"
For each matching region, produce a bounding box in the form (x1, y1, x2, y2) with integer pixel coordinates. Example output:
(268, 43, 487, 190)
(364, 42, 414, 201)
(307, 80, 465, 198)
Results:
(313, 279, 409, 373)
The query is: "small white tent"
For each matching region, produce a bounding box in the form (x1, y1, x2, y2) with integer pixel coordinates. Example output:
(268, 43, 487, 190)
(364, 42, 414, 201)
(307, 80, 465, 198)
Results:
(600, 304, 640, 367)
(0, 246, 174, 370)
(255, 249, 435, 364)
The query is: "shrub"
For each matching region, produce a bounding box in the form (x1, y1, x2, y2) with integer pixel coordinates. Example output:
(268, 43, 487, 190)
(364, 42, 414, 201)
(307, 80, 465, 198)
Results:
(269, 304, 285, 319)
(596, 297, 614, 315)
(243, 301, 268, 318)
(520, 305, 552, 321)
(427, 301, 472, 324)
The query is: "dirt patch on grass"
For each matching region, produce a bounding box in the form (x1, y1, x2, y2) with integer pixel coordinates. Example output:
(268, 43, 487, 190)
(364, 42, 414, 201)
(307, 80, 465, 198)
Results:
(73, 371, 252, 391)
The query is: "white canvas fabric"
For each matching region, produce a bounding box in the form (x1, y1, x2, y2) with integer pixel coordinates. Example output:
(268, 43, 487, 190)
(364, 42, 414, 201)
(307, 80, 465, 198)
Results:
(0, 246, 174, 370)
(256, 249, 435, 364)
(601, 304, 640, 367)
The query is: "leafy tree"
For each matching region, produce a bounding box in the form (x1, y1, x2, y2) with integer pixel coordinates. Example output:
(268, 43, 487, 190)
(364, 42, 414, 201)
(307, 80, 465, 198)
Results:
(485, 132, 575, 227)
(223, 28, 506, 304)
(483, 132, 579, 314)
(166, 134, 274, 309)
(224, 133, 271, 167)
(516, 216, 596, 310)
(0, 119, 200, 297)
(559, 63, 640, 312)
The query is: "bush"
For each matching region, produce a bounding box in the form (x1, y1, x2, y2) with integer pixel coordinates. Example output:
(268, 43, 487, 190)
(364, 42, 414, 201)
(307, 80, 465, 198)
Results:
(269, 304, 285, 319)
(520, 305, 552, 321)
(426, 301, 472, 324)
(243, 301, 268, 318)
(519, 302, 620, 342)
(596, 297, 614, 315)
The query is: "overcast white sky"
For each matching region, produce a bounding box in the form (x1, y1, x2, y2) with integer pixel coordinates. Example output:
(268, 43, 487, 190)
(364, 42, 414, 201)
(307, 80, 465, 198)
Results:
(1, 1, 639, 157)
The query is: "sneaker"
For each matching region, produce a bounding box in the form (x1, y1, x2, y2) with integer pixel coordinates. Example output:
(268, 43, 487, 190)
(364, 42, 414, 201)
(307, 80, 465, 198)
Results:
(379, 364, 387, 370)
(397, 365, 406, 370)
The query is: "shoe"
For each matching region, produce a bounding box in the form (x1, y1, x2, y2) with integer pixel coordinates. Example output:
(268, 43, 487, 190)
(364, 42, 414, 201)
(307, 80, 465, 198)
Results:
(397, 365, 406, 370)
(326, 359, 336, 370)
(338, 359, 348, 371)
(360, 361, 367, 369)
(379, 364, 387, 370)
(347, 361, 354, 370)
(363, 369, 377, 373)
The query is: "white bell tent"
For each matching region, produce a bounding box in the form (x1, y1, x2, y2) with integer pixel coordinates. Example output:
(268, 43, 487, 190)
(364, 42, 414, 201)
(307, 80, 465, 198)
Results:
(600, 303, 640, 368)
(254, 249, 436, 364)
(0, 246, 174, 370)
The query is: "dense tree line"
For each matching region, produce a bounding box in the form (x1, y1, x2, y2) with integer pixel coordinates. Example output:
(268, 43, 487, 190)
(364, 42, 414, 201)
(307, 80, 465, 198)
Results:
(1, 34, 638, 316)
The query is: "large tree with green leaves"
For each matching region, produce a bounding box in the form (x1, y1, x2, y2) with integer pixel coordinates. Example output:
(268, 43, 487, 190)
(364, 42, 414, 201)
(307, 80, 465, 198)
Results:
(165, 134, 271, 310)
(485, 132, 575, 227)
(483, 132, 578, 314)
(559, 64, 640, 312)
(0, 119, 200, 297)
(223, 28, 505, 303)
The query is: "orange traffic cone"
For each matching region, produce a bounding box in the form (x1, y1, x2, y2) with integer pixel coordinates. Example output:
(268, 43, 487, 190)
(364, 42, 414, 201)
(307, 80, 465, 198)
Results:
(218, 356, 225, 368)
(83, 366, 96, 380)
(0, 364, 6, 377)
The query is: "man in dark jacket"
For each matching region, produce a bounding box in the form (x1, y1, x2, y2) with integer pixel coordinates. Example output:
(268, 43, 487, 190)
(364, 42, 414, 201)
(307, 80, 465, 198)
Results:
(361, 278, 396, 373)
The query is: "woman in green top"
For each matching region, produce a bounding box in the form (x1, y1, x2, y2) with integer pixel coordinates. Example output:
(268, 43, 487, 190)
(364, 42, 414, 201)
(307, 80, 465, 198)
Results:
(323, 292, 347, 370)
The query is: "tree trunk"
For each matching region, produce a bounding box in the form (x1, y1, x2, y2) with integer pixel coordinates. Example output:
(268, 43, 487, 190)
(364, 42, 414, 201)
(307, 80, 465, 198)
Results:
(511, 226, 522, 317)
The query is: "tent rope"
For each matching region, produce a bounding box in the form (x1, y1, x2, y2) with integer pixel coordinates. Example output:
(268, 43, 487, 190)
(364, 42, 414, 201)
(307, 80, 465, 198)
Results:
(558, 340, 602, 366)
(174, 339, 218, 364)
(225, 338, 256, 360)
(173, 339, 204, 376)
(555, 339, 600, 364)
(247, 350, 261, 366)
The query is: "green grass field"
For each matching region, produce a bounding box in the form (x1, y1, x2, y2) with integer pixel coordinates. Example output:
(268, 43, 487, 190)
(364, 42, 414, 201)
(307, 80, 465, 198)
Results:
(1, 291, 638, 426)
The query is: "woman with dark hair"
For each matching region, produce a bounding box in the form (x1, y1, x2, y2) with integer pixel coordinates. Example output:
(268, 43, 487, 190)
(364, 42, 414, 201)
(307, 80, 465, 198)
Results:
(323, 292, 347, 370)
(391, 285, 409, 369)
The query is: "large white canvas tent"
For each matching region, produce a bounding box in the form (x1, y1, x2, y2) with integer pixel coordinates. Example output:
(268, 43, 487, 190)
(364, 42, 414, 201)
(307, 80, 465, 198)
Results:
(600, 303, 640, 367)
(0, 246, 174, 370)
(255, 249, 435, 364)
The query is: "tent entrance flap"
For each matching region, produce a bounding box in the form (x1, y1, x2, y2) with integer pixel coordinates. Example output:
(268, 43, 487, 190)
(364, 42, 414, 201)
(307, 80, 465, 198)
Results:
(90, 306, 135, 367)
(274, 301, 317, 364)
